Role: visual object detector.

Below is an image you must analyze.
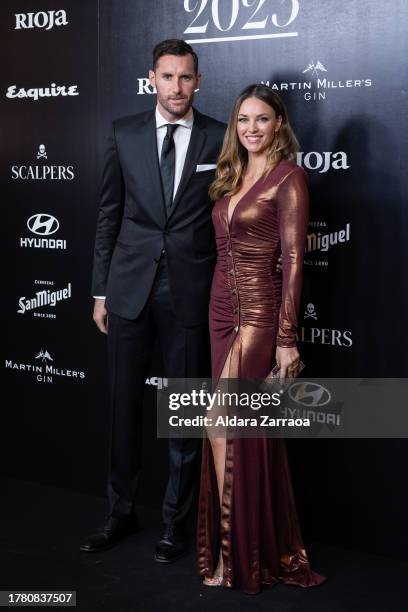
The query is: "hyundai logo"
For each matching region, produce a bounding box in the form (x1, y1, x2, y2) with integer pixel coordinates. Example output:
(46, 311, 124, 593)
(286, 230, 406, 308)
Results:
(288, 382, 331, 407)
(27, 213, 59, 236)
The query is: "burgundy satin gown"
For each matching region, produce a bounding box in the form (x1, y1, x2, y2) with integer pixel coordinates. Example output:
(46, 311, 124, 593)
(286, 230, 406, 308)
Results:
(197, 160, 326, 594)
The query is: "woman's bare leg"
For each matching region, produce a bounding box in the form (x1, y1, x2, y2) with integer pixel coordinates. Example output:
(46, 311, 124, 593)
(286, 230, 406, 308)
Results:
(203, 350, 232, 584)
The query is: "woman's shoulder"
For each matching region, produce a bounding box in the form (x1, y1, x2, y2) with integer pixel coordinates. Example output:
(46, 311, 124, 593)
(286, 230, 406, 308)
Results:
(274, 159, 308, 184)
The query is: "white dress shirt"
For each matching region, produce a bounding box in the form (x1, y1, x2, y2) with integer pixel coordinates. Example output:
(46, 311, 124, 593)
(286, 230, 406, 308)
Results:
(93, 106, 194, 299)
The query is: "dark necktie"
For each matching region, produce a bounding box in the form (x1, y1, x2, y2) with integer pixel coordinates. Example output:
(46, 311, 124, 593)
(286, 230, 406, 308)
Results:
(160, 123, 179, 210)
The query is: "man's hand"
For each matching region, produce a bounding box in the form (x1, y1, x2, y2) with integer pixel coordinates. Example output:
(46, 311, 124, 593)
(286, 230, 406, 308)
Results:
(276, 254, 282, 273)
(93, 298, 108, 334)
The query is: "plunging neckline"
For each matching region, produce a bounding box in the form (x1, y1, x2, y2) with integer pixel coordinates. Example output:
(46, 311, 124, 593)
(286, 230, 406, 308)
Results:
(226, 162, 281, 229)
(226, 175, 264, 229)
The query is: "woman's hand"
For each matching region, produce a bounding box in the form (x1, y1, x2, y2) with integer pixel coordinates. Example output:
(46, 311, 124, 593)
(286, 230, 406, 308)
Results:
(275, 346, 300, 384)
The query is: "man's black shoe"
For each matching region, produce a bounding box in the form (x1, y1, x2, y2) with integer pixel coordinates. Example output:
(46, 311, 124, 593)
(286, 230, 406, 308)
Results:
(154, 524, 187, 563)
(80, 515, 139, 553)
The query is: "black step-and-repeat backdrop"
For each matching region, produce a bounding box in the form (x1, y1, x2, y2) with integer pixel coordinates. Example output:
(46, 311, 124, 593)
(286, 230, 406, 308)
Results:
(2, 1, 407, 559)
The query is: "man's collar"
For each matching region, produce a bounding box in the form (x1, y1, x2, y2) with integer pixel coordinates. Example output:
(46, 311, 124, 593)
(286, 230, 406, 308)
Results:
(155, 105, 194, 129)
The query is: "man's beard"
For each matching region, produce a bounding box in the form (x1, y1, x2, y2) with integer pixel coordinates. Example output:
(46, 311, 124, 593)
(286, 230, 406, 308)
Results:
(160, 95, 192, 118)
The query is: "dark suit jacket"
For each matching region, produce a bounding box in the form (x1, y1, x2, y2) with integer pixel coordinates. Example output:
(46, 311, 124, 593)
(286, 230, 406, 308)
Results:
(92, 107, 226, 326)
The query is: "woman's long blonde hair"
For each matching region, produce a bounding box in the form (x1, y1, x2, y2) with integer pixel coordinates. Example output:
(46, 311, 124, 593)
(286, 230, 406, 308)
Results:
(209, 84, 299, 201)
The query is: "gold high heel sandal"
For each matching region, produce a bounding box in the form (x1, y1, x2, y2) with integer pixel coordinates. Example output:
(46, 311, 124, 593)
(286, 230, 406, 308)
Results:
(203, 552, 224, 587)
(203, 573, 224, 587)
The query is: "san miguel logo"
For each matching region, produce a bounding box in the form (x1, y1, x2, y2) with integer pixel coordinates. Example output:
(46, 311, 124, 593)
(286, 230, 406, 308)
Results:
(17, 280, 72, 318)
(304, 220, 351, 268)
(263, 60, 372, 102)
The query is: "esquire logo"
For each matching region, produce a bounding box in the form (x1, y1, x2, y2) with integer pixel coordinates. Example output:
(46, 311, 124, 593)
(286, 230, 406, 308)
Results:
(20, 213, 67, 251)
(263, 60, 372, 102)
(17, 280, 72, 319)
(14, 10, 68, 30)
(4, 348, 86, 385)
(6, 83, 79, 101)
(12, 144, 75, 181)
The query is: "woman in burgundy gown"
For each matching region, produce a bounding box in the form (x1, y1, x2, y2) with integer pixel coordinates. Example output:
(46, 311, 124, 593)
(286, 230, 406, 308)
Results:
(197, 85, 326, 594)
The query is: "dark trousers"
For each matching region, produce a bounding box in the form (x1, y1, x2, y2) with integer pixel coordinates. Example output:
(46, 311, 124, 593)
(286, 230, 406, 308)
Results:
(106, 255, 210, 527)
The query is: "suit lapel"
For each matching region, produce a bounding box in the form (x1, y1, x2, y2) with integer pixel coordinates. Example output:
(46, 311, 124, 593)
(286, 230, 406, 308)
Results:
(137, 110, 166, 226)
(167, 109, 207, 221)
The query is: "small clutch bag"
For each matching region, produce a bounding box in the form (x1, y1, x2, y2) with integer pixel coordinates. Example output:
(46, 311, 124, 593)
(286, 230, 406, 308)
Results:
(261, 360, 305, 393)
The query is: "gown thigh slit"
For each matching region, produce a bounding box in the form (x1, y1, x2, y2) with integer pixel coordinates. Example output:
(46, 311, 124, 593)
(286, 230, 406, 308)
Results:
(198, 160, 327, 594)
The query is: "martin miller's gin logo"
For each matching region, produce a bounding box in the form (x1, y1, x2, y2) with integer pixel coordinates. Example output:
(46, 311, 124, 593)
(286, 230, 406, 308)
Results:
(302, 61, 328, 78)
(5, 348, 86, 384)
(263, 60, 372, 102)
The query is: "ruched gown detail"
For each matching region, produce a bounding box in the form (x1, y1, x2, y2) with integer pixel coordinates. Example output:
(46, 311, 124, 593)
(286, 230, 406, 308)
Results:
(197, 160, 326, 594)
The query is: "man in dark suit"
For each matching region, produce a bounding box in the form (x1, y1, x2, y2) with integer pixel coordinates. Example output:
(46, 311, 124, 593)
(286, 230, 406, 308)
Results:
(81, 39, 226, 562)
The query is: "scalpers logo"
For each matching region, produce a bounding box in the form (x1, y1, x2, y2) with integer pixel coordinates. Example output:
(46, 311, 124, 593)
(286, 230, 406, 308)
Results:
(20, 213, 67, 251)
(17, 280, 72, 319)
(12, 144, 74, 181)
(6, 83, 79, 101)
(5, 349, 86, 384)
(304, 303, 318, 320)
(263, 60, 372, 102)
(298, 302, 353, 348)
(15, 10, 68, 31)
(297, 151, 350, 173)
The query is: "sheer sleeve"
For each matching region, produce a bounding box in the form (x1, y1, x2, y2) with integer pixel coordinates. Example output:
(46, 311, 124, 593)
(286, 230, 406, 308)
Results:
(276, 166, 309, 348)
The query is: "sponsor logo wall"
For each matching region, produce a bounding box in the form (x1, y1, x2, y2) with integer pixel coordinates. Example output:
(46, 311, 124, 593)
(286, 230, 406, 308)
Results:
(2, 0, 408, 551)
(4, 0, 406, 407)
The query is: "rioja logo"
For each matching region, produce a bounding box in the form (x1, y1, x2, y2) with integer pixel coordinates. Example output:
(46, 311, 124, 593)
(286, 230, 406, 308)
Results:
(297, 151, 350, 173)
(14, 10, 68, 30)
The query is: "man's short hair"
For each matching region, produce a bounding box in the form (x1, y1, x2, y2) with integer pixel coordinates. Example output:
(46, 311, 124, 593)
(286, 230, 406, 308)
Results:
(152, 39, 199, 74)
